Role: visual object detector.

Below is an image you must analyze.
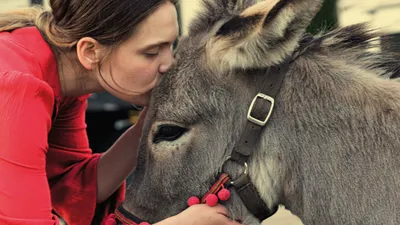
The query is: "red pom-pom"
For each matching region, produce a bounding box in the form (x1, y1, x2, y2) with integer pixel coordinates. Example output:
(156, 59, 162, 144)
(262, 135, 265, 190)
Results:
(188, 196, 200, 206)
(218, 188, 231, 201)
(105, 218, 117, 225)
(205, 194, 219, 206)
(139, 222, 151, 225)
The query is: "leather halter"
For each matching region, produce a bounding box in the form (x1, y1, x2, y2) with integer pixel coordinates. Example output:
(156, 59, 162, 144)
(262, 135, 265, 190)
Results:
(223, 34, 319, 220)
(220, 59, 291, 221)
(111, 35, 316, 224)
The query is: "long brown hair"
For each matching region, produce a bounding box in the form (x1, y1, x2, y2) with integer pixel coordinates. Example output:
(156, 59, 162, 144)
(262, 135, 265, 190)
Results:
(0, 0, 177, 52)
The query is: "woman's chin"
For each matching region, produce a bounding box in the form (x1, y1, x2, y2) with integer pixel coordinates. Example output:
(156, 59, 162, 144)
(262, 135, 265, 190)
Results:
(127, 94, 150, 107)
(106, 89, 151, 107)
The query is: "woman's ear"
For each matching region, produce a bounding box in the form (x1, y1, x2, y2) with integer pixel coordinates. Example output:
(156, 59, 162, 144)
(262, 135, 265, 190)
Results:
(76, 37, 104, 70)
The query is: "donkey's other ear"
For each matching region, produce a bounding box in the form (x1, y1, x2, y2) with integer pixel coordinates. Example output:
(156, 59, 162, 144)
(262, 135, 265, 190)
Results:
(205, 0, 323, 72)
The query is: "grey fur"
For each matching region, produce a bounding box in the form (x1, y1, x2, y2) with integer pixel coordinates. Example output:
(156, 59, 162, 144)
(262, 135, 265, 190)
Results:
(124, 0, 400, 224)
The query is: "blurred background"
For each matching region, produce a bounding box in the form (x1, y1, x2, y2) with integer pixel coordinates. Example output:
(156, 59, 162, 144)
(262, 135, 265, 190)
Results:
(0, 0, 399, 224)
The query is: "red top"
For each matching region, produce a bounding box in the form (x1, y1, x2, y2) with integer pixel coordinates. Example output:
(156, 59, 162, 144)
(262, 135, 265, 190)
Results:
(0, 26, 125, 225)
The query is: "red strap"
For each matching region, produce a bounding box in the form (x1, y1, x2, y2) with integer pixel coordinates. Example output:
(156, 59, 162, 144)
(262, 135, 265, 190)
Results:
(201, 173, 230, 203)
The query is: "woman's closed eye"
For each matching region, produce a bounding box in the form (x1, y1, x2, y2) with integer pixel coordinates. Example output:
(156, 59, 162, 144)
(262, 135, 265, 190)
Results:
(144, 47, 160, 58)
(145, 51, 159, 57)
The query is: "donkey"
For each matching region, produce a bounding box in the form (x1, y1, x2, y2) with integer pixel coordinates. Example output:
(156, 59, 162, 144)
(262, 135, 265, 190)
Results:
(121, 0, 400, 224)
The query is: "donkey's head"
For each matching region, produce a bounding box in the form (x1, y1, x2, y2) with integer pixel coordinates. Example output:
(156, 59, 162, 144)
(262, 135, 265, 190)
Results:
(124, 0, 323, 223)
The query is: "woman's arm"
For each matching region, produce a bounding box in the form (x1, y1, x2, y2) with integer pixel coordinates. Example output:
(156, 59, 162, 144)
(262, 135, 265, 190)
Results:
(96, 108, 147, 202)
(46, 94, 137, 224)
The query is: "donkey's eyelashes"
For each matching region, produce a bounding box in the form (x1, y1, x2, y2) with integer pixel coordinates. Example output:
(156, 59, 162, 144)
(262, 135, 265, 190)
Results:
(152, 125, 188, 144)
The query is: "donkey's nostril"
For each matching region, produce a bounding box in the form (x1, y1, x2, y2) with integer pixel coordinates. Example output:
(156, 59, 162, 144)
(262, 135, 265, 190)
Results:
(153, 125, 188, 144)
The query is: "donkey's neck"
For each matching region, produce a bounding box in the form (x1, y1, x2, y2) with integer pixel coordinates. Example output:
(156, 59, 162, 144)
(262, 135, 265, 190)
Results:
(254, 45, 400, 216)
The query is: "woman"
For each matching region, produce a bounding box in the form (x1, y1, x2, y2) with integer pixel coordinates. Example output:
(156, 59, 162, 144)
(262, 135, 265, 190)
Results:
(0, 0, 242, 224)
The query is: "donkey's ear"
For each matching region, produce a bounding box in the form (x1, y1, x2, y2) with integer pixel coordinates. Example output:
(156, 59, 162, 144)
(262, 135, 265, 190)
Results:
(205, 0, 323, 71)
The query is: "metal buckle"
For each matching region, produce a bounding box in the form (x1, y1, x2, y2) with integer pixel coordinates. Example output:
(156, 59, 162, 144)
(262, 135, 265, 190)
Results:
(219, 156, 248, 185)
(247, 93, 274, 126)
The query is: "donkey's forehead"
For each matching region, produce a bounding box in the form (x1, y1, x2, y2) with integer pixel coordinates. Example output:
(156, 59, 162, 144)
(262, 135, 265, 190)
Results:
(151, 59, 233, 124)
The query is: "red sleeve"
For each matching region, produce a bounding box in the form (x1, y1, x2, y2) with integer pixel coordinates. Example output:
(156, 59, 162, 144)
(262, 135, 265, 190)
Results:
(0, 71, 59, 224)
(0, 70, 125, 225)
(46, 93, 125, 225)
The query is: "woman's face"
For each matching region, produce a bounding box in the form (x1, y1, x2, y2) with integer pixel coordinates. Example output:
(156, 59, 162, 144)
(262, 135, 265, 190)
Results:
(97, 1, 179, 106)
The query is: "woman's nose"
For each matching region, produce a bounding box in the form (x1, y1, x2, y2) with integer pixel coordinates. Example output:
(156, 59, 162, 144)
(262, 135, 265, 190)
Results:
(158, 50, 174, 74)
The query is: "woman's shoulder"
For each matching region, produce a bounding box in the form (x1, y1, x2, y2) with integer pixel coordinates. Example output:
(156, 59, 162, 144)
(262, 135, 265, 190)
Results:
(0, 70, 55, 127)
(0, 27, 90, 112)
(0, 26, 62, 98)
(0, 70, 54, 101)
(0, 28, 43, 75)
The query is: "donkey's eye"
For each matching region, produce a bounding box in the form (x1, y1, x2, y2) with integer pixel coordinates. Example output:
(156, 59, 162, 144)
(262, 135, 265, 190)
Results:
(153, 125, 188, 144)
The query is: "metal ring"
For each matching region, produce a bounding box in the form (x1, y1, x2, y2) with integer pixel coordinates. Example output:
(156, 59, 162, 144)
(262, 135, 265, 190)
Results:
(219, 156, 248, 177)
